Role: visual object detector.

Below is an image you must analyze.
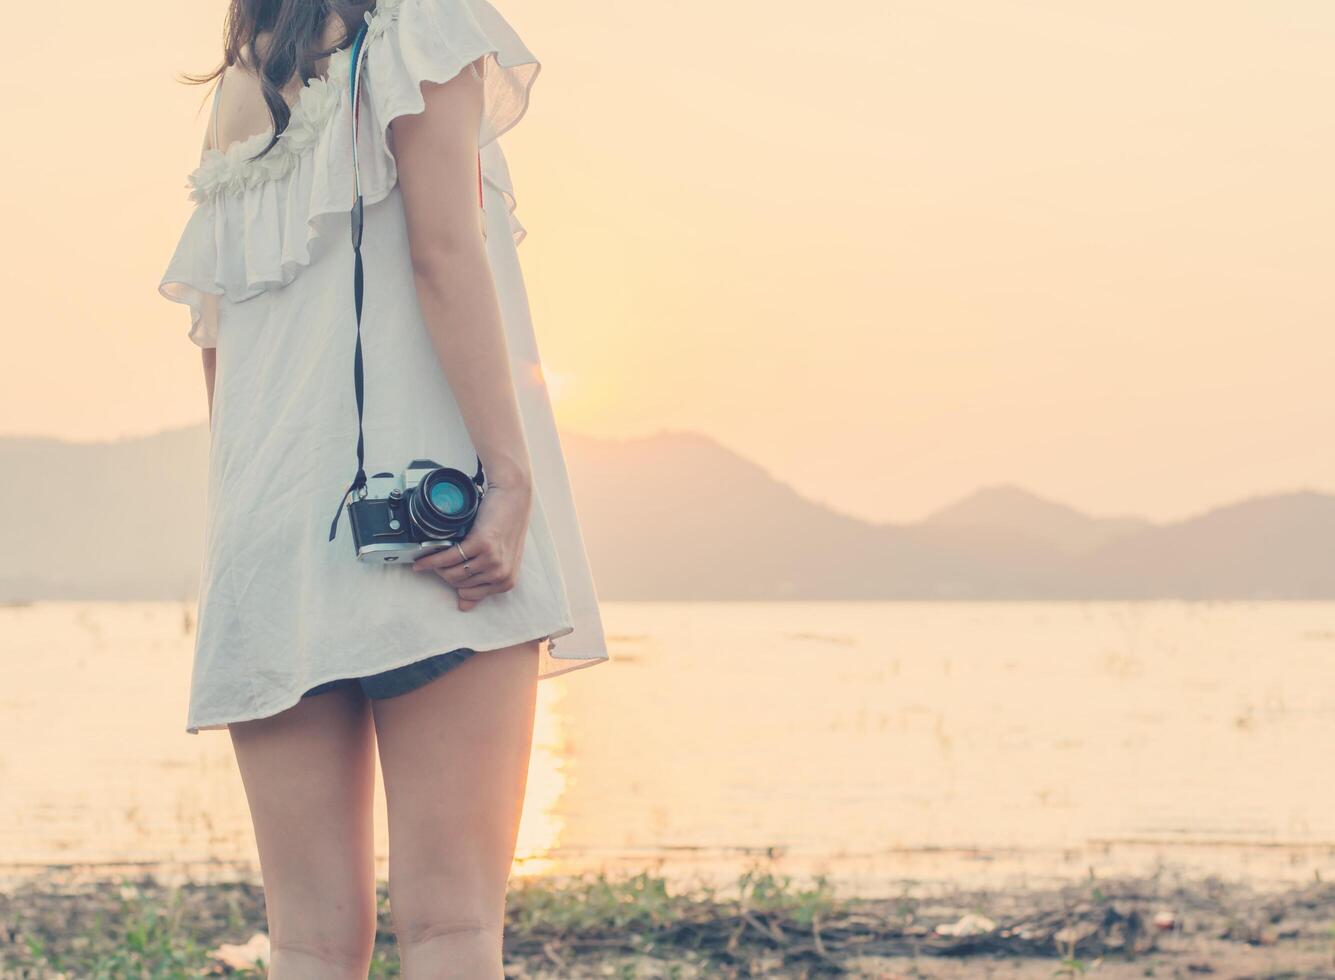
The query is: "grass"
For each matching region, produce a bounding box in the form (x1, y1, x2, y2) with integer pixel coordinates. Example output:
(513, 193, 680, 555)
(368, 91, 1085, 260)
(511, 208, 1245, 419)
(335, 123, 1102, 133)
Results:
(7, 886, 215, 979)
(0, 869, 838, 979)
(5, 869, 1333, 978)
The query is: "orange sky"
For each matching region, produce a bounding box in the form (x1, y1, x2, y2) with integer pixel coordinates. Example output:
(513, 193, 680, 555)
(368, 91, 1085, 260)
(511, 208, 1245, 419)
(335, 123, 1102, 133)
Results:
(1, 1, 1332, 523)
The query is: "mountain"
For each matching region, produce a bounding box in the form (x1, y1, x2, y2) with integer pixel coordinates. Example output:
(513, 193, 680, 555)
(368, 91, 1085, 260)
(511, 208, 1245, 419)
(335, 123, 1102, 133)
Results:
(1072, 492, 1335, 598)
(923, 484, 1150, 554)
(0, 427, 208, 601)
(1, 425, 1332, 601)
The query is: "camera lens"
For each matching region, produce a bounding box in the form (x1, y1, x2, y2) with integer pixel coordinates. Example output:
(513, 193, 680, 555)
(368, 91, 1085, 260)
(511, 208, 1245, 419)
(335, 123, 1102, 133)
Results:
(408, 466, 480, 539)
(427, 479, 468, 515)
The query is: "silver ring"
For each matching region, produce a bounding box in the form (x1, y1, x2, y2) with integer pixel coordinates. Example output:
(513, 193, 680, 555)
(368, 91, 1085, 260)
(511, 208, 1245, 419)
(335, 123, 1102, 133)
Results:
(455, 542, 469, 562)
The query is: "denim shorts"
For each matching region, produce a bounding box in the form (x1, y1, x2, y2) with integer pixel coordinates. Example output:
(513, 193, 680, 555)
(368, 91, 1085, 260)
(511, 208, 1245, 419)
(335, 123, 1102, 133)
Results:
(300, 647, 478, 701)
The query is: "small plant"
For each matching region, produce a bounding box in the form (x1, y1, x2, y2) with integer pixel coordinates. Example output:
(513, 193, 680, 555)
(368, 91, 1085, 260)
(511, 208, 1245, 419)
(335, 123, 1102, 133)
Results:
(507, 870, 688, 935)
(737, 867, 836, 927)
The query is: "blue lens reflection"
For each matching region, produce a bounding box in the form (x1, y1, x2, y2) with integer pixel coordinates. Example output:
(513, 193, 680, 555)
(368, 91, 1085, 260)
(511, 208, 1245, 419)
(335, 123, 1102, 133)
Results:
(428, 479, 468, 515)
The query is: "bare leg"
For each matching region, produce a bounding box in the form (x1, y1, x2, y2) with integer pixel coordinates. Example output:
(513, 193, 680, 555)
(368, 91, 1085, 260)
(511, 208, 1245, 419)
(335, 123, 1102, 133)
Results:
(371, 641, 540, 979)
(228, 685, 379, 979)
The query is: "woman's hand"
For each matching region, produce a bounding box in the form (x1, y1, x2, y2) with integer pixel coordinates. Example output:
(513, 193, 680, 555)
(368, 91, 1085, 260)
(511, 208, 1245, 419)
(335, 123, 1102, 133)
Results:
(411, 474, 533, 611)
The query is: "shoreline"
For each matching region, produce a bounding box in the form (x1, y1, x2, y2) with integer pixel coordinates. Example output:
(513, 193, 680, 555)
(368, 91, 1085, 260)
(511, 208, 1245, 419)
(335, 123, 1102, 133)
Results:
(4, 868, 1334, 977)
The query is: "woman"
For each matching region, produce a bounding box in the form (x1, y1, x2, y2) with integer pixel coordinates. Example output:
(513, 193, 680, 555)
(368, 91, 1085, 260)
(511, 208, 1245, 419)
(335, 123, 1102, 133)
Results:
(158, 0, 608, 974)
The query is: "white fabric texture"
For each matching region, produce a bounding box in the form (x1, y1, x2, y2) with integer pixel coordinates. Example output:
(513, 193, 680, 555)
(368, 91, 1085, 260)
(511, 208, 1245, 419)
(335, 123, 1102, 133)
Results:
(159, 0, 608, 734)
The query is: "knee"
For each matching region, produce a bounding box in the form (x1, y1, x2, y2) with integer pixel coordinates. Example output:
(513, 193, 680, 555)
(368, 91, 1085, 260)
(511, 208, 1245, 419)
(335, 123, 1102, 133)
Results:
(395, 909, 503, 950)
(269, 907, 378, 975)
(389, 857, 506, 938)
(392, 886, 506, 962)
(269, 934, 377, 976)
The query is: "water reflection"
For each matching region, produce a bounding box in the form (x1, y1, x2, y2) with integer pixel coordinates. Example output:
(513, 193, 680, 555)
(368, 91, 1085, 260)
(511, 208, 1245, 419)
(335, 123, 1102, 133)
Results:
(513, 680, 567, 876)
(0, 601, 574, 881)
(4, 600, 1335, 891)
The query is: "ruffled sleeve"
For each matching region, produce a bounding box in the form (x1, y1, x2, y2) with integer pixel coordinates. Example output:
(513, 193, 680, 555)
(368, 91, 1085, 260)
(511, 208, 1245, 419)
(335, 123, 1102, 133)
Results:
(355, 0, 542, 249)
(158, 0, 538, 344)
(159, 207, 221, 348)
(352, 0, 540, 219)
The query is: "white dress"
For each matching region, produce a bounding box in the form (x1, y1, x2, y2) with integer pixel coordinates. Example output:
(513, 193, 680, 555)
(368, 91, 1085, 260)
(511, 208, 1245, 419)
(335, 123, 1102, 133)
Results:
(159, 0, 608, 734)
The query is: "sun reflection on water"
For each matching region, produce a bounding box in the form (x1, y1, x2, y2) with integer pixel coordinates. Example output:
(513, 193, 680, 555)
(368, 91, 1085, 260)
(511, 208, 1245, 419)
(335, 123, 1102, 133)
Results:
(512, 679, 568, 877)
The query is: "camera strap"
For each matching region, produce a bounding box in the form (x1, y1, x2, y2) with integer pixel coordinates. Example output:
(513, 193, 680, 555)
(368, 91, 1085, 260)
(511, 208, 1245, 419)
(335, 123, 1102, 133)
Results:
(328, 21, 373, 542)
(328, 20, 489, 543)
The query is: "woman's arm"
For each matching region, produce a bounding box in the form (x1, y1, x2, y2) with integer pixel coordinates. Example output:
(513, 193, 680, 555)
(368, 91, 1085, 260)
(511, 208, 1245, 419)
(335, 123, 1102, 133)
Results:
(197, 125, 219, 426)
(391, 59, 534, 610)
(202, 347, 217, 424)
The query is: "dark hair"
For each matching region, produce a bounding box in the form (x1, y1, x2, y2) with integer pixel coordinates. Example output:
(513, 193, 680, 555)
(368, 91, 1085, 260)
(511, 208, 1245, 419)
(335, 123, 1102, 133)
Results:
(186, 0, 374, 159)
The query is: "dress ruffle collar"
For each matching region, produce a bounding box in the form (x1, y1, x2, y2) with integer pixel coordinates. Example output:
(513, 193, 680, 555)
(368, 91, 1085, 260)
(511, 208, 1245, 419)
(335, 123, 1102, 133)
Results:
(161, 0, 538, 346)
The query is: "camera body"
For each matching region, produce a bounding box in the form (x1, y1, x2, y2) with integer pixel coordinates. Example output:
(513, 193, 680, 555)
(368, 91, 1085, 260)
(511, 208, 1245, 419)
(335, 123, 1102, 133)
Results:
(347, 458, 486, 564)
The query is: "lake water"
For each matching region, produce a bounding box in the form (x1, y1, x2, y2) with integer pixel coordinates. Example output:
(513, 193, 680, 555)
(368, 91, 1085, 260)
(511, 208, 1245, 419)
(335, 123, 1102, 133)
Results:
(3, 601, 1334, 892)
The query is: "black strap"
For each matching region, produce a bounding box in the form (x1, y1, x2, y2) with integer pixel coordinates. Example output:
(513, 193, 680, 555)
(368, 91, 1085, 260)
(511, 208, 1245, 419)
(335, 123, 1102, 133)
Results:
(328, 193, 368, 542)
(328, 24, 489, 543)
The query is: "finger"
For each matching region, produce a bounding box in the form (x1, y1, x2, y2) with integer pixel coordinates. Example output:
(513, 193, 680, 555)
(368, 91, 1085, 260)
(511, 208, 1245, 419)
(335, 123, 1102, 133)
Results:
(456, 569, 516, 600)
(411, 538, 482, 573)
(410, 546, 464, 573)
(439, 573, 492, 598)
(434, 557, 498, 588)
(456, 583, 499, 601)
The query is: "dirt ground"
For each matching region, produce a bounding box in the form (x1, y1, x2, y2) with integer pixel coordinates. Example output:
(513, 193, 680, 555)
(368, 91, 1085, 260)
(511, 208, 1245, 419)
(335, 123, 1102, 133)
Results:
(5, 871, 1335, 978)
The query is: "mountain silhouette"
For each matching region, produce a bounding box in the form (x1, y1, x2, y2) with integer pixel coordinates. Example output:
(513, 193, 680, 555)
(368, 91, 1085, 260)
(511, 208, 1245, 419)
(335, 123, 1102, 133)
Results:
(924, 484, 1150, 554)
(1071, 491, 1335, 598)
(2, 425, 1332, 601)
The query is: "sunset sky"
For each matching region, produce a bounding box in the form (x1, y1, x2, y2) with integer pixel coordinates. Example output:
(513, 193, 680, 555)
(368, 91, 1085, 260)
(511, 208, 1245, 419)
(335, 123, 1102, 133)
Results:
(2, 1, 1332, 523)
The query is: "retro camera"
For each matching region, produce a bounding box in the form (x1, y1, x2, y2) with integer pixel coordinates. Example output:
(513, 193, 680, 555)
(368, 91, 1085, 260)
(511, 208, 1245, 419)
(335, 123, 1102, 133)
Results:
(347, 458, 486, 563)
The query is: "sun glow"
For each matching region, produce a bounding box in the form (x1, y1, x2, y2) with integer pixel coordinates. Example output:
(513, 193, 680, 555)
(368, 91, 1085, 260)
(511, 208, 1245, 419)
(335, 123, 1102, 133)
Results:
(531, 362, 572, 407)
(511, 678, 568, 877)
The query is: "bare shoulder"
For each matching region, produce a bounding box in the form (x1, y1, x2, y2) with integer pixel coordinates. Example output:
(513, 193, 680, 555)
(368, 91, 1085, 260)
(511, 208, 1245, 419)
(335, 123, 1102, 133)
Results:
(209, 62, 268, 152)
